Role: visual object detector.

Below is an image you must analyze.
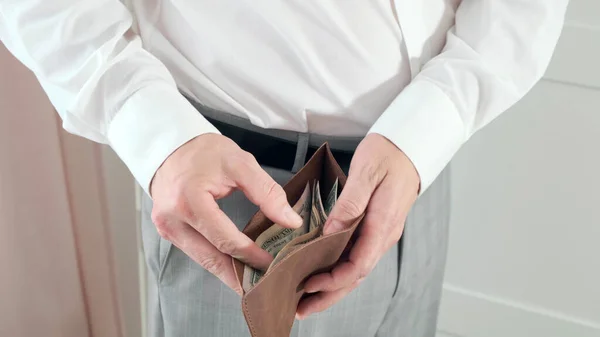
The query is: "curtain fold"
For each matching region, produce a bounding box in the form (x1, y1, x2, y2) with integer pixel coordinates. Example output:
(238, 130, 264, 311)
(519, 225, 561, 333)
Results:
(0, 43, 127, 337)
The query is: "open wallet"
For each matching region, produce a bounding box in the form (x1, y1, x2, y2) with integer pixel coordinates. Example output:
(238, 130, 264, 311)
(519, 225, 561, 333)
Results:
(231, 143, 364, 337)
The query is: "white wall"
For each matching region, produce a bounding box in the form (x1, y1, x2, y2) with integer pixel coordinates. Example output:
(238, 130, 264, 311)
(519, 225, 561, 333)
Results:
(437, 1, 600, 336)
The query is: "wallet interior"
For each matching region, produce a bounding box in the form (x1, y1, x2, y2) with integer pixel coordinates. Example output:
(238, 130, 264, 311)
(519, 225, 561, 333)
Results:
(231, 143, 364, 337)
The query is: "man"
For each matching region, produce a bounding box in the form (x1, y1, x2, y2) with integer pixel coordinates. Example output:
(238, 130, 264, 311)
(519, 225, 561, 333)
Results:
(0, 1, 568, 336)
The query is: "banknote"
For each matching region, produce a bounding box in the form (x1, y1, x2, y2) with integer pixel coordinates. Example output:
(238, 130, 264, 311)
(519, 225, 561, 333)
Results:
(268, 224, 321, 269)
(242, 182, 312, 291)
(309, 180, 327, 232)
(244, 179, 339, 290)
(324, 178, 338, 216)
(269, 179, 339, 268)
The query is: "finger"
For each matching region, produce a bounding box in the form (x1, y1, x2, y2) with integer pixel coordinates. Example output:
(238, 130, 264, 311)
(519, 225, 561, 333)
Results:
(189, 193, 273, 270)
(167, 219, 243, 295)
(304, 222, 383, 293)
(323, 167, 382, 235)
(227, 153, 303, 229)
(309, 180, 406, 292)
(296, 281, 361, 319)
(304, 261, 359, 293)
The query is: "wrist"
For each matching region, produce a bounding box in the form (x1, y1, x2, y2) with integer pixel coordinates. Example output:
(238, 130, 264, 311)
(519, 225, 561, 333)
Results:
(369, 133, 421, 194)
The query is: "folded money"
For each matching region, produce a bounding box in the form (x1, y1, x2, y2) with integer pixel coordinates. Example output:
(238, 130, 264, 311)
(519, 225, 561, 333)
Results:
(242, 178, 339, 291)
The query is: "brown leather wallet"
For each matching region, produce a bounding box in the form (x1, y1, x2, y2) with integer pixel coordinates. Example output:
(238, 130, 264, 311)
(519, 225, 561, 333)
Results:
(231, 143, 364, 337)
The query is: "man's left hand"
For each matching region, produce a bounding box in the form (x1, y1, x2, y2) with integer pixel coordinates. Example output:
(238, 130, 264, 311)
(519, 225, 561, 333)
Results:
(296, 133, 420, 319)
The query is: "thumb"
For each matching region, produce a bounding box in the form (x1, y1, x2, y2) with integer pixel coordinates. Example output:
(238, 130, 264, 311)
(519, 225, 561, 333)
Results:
(230, 156, 303, 229)
(324, 173, 377, 235)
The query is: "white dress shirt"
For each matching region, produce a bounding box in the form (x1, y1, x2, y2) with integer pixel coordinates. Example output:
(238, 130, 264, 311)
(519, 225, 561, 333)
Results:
(0, 0, 568, 195)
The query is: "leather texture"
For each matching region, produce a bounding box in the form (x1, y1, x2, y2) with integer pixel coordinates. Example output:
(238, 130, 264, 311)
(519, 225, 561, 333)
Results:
(231, 143, 363, 337)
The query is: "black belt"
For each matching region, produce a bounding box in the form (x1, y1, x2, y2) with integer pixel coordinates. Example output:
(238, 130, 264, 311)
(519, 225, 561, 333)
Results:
(204, 116, 355, 173)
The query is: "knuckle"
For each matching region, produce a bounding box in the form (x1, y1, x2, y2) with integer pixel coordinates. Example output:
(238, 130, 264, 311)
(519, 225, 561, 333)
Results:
(150, 207, 163, 226)
(357, 267, 371, 281)
(152, 213, 172, 240)
(241, 151, 257, 165)
(228, 150, 256, 171)
(156, 225, 172, 241)
(355, 260, 374, 281)
(219, 135, 238, 149)
(360, 160, 387, 186)
(174, 200, 194, 221)
(198, 254, 224, 274)
(263, 180, 285, 201)
(162, 193, 194, 221)
(212, 237, 239, 256)
(338, 199, 363, 217)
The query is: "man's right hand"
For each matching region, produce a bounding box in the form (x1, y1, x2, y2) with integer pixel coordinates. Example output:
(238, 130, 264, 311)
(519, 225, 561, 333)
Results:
(150, 134, 302, 295)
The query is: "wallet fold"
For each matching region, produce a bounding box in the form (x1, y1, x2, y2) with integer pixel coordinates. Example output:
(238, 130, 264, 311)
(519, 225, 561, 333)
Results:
(231, 143, 363, 337)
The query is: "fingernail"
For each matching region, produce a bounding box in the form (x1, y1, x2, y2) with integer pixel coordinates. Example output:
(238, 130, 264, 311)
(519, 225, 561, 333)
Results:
(324, 220, 343, 235)
(285, 207, 303, 228)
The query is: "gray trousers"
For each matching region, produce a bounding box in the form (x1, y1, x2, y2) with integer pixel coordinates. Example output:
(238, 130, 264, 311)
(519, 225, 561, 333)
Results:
(140, 109, 451, 337)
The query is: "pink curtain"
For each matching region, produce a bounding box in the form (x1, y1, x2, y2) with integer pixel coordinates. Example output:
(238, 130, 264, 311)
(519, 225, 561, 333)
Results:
(0, 44, 125, 337)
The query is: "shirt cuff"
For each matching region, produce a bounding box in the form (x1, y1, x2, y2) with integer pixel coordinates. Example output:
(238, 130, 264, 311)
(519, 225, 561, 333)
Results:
(107, 84, 220, 196)
(368, 80, 466, 195)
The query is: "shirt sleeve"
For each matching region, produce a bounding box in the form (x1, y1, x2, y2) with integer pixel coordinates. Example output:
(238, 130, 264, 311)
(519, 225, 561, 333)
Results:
(0, 0, 220, 195)
(368, 0, 569, 194)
